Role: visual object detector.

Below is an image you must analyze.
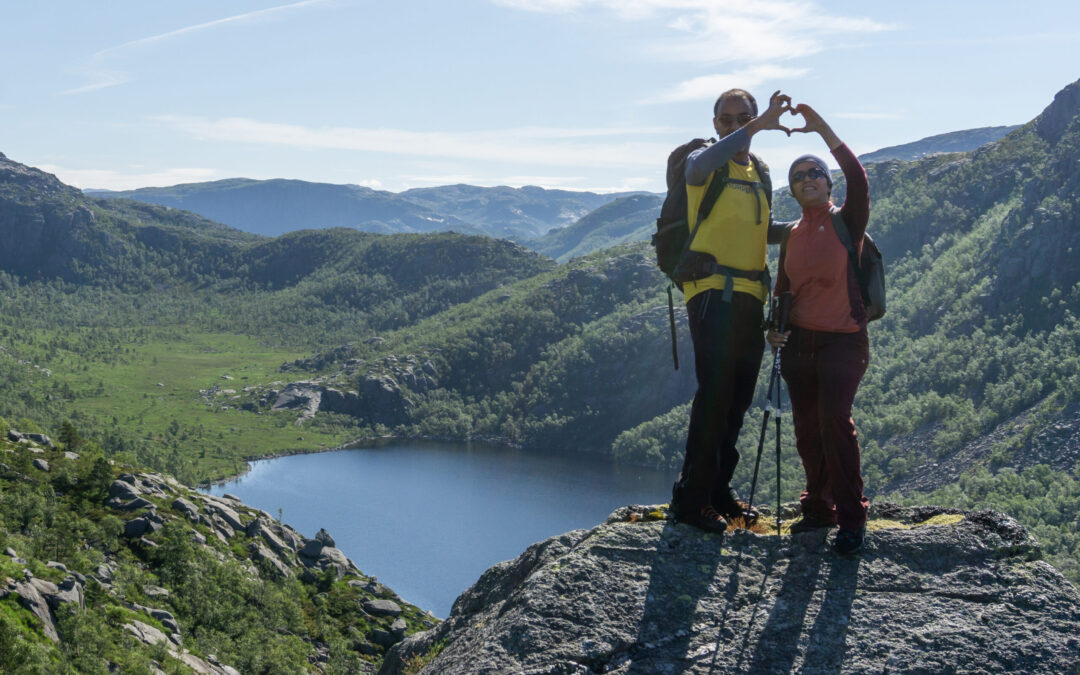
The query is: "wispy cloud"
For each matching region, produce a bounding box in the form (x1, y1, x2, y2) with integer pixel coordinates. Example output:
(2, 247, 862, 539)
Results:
(41, 165, 220, 191)
(494, 0, 892, 104)
(156, 115, 675, 169)
(644, 64, 809, 105)
(497, 0, 893, 62)
(835, 111, 906, 121)
(62, 0, 333, 95)
(62, 70, 130, 96)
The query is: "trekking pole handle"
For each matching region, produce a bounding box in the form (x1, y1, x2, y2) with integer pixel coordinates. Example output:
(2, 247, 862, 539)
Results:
(775, 291, 792, 334)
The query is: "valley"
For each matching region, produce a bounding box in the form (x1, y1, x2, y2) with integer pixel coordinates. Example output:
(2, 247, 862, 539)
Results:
(0, 76, 1078, 673)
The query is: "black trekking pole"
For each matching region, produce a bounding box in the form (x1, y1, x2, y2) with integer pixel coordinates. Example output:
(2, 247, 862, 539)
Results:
(774, 348, 784, 536)
(745, 292, 791, 525)
(744, 355, 776, 523)
(668, 284, 679, 370)
(772, 293, 791, 536)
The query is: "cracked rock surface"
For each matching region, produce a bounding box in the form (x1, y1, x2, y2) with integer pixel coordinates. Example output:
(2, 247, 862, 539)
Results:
(381, 504, 1080, 674)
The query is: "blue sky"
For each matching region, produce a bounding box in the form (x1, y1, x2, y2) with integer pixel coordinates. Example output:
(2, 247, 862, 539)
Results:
(3, 1, 1079, 193)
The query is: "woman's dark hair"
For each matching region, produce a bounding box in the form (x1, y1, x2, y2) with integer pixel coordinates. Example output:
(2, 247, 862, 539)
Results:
(713, 89, 758, 118)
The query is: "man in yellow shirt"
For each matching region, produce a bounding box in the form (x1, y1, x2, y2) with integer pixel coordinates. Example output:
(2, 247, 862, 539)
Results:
(671, 89, 792, 533)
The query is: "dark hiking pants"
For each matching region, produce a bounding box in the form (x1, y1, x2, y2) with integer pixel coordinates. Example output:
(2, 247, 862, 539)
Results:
(673, 290, 765, 512)
(780, 325, 870, 530)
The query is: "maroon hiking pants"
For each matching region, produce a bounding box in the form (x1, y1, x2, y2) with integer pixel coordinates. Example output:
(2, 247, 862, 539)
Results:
(779, 325, 870, 530)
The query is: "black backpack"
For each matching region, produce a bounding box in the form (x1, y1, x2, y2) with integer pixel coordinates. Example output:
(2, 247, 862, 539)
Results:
(779, 208, 886, 321)
(651, 138, 773, 287)
(652, 139, 773, 369)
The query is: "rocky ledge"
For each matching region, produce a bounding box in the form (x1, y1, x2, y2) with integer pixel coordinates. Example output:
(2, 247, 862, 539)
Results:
(382, 504, 1080, 674)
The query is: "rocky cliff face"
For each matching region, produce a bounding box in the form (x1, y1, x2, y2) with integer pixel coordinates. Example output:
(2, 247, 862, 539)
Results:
(0, 153, 108, 281)
(382, 504, 1080, 674)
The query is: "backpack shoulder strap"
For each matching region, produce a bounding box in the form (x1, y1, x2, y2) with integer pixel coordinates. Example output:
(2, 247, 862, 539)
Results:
(697, 162, 730, 224)
(780, 221, 794, 248)
(829, 206, 857, 258)
(683, 162, 730, 252)
(778, 220, 796, 263)
(830, 207, 874, 307)
(749, 152, 773, 211)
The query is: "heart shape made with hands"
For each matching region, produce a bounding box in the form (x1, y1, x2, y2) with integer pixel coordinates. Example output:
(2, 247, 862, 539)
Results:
(786, 103, 822, 135)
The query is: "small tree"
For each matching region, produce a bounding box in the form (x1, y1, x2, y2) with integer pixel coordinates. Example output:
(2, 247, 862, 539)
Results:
(59, 420, 83, 451)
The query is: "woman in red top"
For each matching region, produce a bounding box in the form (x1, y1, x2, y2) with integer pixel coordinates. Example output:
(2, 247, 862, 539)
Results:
(767, 103, 870, 554)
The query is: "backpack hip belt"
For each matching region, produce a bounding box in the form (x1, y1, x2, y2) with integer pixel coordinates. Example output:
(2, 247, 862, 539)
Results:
(674, 251, 771, 302)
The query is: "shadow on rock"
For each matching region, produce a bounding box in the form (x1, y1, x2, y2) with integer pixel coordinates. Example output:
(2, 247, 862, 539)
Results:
(627, 518, 722, 673)
(737, 532, 860, 673)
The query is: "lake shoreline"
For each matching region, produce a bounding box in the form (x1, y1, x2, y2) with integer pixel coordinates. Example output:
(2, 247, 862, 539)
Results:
(198, 433, 519, 488)
(201, 438, 675, 618)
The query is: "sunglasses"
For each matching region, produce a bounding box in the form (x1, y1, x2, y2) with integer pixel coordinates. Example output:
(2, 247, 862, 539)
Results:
(717, 113, 755, 126)
(791, 167, 828, 183)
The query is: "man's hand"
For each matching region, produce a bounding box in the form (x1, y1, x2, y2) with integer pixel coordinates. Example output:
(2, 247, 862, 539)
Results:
(744, 90, 792, 137)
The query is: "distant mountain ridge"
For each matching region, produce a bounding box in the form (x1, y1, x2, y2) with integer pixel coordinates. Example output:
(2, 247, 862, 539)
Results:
(88, 179, 645, 241)
(81, 125, 1020, 263)
(87, 178, 477, 238)
(398, 183, 645, 240)
(531, 124, 1023, 260)
(858, 125, 1020, 164)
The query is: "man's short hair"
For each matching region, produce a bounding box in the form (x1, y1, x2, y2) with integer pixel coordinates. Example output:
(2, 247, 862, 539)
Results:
(713, 89, 758, 118)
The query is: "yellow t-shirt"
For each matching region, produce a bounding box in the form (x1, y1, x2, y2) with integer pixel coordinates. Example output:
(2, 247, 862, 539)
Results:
(683, 159, 770, 304)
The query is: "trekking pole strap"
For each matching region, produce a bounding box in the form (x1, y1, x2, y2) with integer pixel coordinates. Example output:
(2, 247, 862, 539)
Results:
(667, 284, 679, 371)
(775, 372, 784, 535)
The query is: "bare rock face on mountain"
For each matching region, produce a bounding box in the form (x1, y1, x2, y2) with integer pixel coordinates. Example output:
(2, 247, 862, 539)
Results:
(269, 378, 413, 426)
(1035, 78, 1080, 144)
(381, 504, 1080, 674)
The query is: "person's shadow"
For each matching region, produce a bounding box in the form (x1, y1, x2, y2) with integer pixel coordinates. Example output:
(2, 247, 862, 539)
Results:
(738, 538, 861, 673)
(624, 523, 859, 673)
(799, 555, 861, 671)
(627, 518, 734, 673)
(629, 520, 786, 674)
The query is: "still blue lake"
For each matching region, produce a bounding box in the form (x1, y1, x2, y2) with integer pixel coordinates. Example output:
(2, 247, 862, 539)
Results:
(203, 441, 673, 618)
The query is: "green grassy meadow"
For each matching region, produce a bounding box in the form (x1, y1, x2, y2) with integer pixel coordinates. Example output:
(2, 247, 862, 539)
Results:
(29, 328, 354, 483)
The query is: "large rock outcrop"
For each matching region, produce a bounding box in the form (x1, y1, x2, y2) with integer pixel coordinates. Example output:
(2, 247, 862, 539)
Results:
(269, 378, 412, 426)
(382, 504, 1080, 674)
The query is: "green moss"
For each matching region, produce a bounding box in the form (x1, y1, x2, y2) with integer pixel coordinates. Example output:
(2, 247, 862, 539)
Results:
(866, 519, 910, 531)
(914, 513, 965, 527)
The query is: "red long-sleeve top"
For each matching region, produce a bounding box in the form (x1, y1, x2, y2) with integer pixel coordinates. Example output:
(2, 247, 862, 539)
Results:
(775, 143, 870, 333)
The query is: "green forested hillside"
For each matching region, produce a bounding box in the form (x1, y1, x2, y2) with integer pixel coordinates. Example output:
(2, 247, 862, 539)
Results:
(0, 428, 433, 673)
(0, 154, 554, 482)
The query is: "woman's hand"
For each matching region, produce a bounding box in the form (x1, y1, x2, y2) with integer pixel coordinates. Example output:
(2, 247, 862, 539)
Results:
(789, 102, 842, 150)
(766, 329, 791, 351)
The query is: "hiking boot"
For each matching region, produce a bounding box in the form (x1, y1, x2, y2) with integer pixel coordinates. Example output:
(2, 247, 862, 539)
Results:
(789, 515, 838, 534)
(713, 487, 757, 521)
(673, 505, 728, 534)
(831, 527, 865, 555)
